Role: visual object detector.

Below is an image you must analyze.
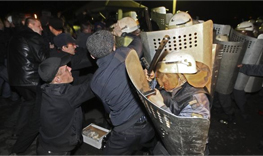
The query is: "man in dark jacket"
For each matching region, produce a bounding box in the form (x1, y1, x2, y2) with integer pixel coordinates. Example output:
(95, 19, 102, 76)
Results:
(8, 17, 49, 154)
(86, 18, 156, 155)
(50, 33, 94, 85)
(37, 56, 94, 155)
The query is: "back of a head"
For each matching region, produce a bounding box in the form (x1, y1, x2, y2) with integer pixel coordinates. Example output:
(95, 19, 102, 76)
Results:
(49, 17, 64, 31)
(86, 30, 114, 59)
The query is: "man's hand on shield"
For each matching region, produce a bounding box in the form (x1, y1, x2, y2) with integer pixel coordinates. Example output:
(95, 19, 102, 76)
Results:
(147, 89, 165, 108)
(144, 69, 155, 82)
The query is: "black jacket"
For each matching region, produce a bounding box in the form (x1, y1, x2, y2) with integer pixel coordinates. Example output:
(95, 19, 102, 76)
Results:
(239, 64, 263, 77)
(7, 27, 49, 86)
(39, 76, 94, 152)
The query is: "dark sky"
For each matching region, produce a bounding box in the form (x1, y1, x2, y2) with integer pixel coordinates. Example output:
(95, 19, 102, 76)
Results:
(1, 1, 263, 27)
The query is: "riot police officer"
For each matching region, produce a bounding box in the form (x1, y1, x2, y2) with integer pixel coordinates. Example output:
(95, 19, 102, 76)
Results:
(147, 51, 211, 154)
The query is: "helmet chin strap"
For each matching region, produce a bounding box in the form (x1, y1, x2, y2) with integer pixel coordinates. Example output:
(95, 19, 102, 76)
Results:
(177, 73, 187, 87)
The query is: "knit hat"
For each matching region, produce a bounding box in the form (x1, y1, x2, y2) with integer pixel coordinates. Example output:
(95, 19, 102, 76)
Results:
(38, 55, 71, 82)
(53, 33, 76, 49)
(86, 30, 114, 58)
(49, 17, 63, 30)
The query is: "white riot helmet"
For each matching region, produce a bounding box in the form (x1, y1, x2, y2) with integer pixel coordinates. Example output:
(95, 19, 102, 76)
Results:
(157, 52, 197, 74)
(236, 21, 254, 31)
(236, 21, 255, 37)
(167, 11, 193, 29)
(215, 34, 229, 42)
(123, 11, 138, 21)
(116, 17, 140, 34)
(151, 6, 166, 14)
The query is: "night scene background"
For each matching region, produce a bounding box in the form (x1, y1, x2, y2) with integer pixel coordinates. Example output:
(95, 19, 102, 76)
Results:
(0, 0, 263, 28)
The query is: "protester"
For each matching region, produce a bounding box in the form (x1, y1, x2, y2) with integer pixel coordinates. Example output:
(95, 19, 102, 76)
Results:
(8, 17, 49, 155)
(36, 56, 94, 155)
(86, 18, 156, 155)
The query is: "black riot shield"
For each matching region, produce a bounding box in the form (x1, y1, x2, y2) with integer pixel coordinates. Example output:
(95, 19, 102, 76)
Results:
(125, 49, 210, 155)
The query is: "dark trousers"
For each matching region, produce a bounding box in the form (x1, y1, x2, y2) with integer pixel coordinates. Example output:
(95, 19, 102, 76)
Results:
(217, 92, 235, 115)
(11, 85, 42, 154)
(104, 118, 156, 155)
(233, 89, 246, 113)
(36, 143, 70, 155)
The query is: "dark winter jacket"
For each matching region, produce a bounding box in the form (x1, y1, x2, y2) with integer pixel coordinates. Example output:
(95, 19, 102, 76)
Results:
(7, 27, 49, 86)
(39, 76, 94, 152)
(91, 35, 144, 129)
(239, 64, 263, 77)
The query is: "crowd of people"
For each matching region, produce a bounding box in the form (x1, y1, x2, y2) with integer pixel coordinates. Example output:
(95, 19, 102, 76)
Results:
(0, 6, 263, 156)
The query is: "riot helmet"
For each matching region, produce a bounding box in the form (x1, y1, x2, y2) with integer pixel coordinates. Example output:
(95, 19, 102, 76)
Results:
(151, 6, 166, 14)
(111, 17, 140, 36)
(167, 11, 193, 29)
(156, 52, 196, 91)
(215, 34, 229, 41)
(156, 51, 211, 90)
(123, 11, 138, 22)
(236, 21, 255, 37)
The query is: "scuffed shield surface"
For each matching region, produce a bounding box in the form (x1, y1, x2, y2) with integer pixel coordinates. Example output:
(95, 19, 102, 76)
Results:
(230, 29, 263, 92)
(125, 50, 210, 155)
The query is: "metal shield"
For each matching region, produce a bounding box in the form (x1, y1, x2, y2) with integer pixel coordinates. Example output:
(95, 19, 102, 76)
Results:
(140, 20, 215, 95)
(213, 23, 231, 36)
(214, 39, 247, 94)
(125, 49, 210, 155)
(230, 29, 263, 92)
(151, 12, 173, 30)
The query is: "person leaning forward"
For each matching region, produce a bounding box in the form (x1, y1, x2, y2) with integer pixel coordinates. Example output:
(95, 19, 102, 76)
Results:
(86, 17, 156, 155)
(36, 56, 94, 155)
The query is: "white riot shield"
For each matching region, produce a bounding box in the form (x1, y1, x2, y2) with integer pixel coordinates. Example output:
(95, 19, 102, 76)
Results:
(125, 50, 210, 155)
(141, 20, 215, 94)
(213, 23, 231, 36)
(214, 39, 247, 94)
(230, 29, 263, 92)
(151, 12, 173, 30)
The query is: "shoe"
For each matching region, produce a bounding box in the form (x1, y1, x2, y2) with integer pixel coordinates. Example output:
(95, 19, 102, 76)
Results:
(219, 114, 236, 125)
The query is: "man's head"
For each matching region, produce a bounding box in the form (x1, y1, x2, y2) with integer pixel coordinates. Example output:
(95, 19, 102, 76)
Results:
(48, 17, 63, 36)
(53, 33, 77, 55)
(156, 51, 210, 91)
(38, 56, 73, 84)
(25, 17, 43, 35)
(86, 30, 114, 59)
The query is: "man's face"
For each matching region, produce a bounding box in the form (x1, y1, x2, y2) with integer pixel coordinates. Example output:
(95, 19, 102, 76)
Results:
(31, 20, 43, 35)
(57, 65, 73, 83)
(62, 43, 77, 55)
(156, 72, 179, 91)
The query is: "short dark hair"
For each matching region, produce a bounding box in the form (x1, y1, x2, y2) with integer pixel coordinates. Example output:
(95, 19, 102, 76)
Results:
(86, 30, 114, 59)
(24, 17, 36, 27)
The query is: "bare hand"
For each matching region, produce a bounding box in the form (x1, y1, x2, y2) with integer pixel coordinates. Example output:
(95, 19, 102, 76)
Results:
(144, 69, 155, 82)
(237, 64, 242, 68)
